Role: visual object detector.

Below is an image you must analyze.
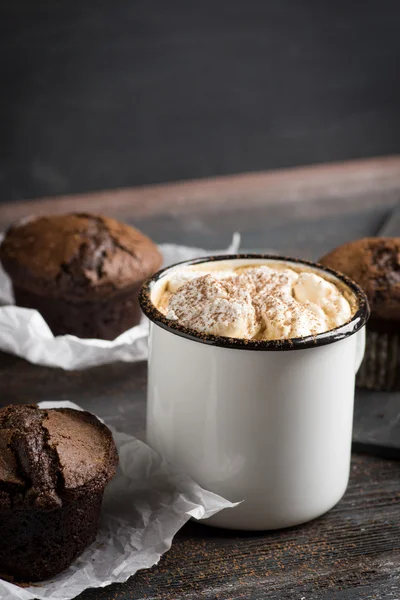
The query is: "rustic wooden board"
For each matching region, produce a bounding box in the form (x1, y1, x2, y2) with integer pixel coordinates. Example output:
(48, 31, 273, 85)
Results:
(0, 356, 399, 600)
(0, 159, 400, 599)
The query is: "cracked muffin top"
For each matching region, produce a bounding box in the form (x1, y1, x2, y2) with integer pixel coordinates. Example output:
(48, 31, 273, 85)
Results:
(0, 213, 162, 300)
(0, 404, 118, 510)
(320, 237, 400, 323)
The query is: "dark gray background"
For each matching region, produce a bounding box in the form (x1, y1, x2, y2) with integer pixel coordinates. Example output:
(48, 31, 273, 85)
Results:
(1, 0, 400, 202)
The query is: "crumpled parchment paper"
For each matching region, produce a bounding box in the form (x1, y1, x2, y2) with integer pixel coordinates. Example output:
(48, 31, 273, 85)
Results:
(0, 400, 237, 600)
(0, 235, 240, 370)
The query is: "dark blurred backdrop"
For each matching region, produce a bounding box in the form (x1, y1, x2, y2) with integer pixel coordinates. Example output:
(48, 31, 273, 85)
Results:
(1, 1, 400, 202)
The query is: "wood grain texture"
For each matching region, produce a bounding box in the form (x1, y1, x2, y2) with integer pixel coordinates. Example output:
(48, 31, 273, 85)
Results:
(91, 453, 400, 600)
(1, 157, 400, 230)
(1, 165, 400, 599)
(4, 157, 399, 262)
(0, 353, 399, 600)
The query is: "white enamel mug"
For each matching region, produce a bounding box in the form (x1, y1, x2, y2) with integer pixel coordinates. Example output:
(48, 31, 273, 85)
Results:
(140, 255, 369, 531)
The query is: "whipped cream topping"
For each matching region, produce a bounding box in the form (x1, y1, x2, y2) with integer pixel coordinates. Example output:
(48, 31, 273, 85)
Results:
(157, 263, 353, 340)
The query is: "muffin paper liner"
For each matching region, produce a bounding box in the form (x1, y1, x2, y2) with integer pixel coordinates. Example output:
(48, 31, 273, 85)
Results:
(356, 328, 400, 391)
(0, 235, 240, 370)
(0, 400, 238, 600)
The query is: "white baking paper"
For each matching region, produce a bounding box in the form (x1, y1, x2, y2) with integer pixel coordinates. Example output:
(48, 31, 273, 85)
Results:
(0, 400, 238, 600)
(0, 234, 240, 370)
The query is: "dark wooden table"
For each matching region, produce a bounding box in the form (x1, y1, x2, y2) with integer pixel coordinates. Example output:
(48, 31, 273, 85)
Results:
(1, 157, 400, 600)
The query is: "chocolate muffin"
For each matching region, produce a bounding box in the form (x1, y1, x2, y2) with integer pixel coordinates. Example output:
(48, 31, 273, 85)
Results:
(0, 404, 118, 582)
(320, 237, 400, 390)
(0, 213, 162, 339)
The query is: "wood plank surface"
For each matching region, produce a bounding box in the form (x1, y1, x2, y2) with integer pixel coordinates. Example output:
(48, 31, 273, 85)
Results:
(1, 160, 400, 599)
(0, 356, 399, 600)
(1, 156, 400, 228)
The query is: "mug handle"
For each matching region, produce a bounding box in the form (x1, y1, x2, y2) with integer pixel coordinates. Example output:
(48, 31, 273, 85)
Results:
(355, 327, 366, 373)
